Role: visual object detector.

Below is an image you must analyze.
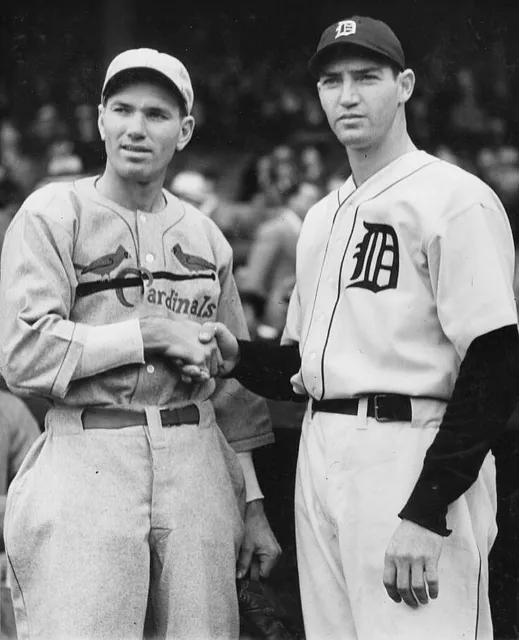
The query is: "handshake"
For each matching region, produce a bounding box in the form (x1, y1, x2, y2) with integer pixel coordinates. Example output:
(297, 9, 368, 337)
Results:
(140, 317, 240, 383)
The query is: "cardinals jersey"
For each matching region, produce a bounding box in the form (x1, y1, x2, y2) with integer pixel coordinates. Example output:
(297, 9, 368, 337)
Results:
(0, 176, 272, 452)
(283, 150, 517, 401)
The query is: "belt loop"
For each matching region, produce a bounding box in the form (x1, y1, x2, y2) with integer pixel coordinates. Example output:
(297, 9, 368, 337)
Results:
(46, 406, 85, 436)
(144, 407, 167, 451)
(357, 397, 368, 430)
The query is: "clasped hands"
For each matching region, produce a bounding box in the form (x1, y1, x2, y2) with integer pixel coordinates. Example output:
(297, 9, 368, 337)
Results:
(166, 320, 238, 383)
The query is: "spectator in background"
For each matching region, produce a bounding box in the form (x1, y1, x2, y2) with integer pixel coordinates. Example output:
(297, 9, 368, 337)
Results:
(270, 145, 300, 196)
(0, 170, 24, 256)
(0, 391, 40, 640)
(73, 104, 105, 173)
(0, 123, 44, 198)
(300, 145, 325, 186)
(237, 180, 322, 339)
(170, 169, 260, 270)
(477, 145, 519, 246)
(170, 169, 218, 217)
(448, 67, 490, 153)
(29, 104, 62, 148)
(34, 133, 85, 189)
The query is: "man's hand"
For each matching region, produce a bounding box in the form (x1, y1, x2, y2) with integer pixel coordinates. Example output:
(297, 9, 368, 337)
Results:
(237, 499, 282, 580)
(383, 519, 443, 608)
(178, 322, 240, 383)
(139, 316, 222, 380)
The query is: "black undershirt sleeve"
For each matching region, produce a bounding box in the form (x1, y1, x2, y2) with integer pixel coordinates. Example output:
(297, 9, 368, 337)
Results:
(230, 339, 304, 401)
(399, 324, 519, 536)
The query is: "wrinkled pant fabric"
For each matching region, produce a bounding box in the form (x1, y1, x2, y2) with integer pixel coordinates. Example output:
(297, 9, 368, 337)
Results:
(296, 397, 496, 640)
(4, 401, 246, 640)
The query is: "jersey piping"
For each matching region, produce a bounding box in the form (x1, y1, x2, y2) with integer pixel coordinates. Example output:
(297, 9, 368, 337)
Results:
(319, 204, 359, 400)
(300, 188, 354, 396)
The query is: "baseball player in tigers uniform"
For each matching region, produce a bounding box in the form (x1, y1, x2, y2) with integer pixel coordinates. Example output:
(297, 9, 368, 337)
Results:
(0, 48, 280, 639)
(183, 16, 519, 640)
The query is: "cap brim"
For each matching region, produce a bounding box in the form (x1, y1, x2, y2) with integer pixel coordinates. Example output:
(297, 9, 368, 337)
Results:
(309, 42, 403, 78)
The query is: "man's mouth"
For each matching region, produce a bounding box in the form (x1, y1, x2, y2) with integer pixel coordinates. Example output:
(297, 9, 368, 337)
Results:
(337, 114, 363, 122)
(121, 144, 151, 153)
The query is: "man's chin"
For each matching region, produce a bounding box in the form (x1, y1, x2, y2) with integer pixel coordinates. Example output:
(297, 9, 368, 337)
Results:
(118, 165, 154, 181)
(337, 132, 369, 149)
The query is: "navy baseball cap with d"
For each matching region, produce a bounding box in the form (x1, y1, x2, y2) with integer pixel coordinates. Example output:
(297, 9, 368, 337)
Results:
(101, 48, 194, 115)
(308, 16, 405, 78)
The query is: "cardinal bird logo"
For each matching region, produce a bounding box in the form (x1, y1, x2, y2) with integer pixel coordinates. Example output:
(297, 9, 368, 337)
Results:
(172, 243, 216, 272)
(81, 245, 131, 278)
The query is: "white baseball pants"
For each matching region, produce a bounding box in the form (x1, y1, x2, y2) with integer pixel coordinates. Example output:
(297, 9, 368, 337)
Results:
(295, 398, 496, 640)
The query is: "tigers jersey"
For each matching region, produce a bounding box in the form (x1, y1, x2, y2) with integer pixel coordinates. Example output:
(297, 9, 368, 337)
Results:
(283, 150, 517, 400)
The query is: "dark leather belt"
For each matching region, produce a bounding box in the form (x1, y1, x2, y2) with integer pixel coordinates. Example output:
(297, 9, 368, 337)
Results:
(312, 394, 412, 422)
(82, 405, 200, 430)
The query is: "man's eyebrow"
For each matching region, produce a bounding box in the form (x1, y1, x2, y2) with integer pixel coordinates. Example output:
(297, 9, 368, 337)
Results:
(352, 64, 383, 73)
(321, 63, 383, 77)
(320, 69, 341, 78)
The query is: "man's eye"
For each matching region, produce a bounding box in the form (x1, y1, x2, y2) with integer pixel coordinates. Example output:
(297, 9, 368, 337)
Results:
(322, 77, 339, 87)
(148, 111, 167, 120)
(113, 106, 130, 114)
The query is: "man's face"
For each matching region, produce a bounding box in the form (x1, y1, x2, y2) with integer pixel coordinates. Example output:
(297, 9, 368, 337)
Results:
(98, 81, 194, 183)
(317, 54, 410, 151)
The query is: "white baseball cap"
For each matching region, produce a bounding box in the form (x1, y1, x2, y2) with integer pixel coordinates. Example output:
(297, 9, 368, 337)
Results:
(101, 48, 194, 115)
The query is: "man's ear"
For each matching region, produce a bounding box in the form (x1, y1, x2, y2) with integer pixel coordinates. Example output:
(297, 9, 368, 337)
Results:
(97, 103, 106, 141)
(176, 115, 195, 152)
(398, 69, 415, 105)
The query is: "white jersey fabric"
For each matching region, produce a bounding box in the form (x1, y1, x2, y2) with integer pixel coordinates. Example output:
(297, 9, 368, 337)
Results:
(284, 150, 517, 640)
(283, 150, 517, 401)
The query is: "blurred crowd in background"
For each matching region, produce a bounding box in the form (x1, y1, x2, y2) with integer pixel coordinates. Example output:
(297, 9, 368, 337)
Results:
(2, 5, 519, 638)
(2, 26, 519, 340)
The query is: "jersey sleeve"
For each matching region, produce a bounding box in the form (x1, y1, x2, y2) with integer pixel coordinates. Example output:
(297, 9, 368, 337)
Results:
(427, 203, 517, 358)
(280, 282, 302, 345)
(210, 233, 274, 452)
(0, 199, 144, 400)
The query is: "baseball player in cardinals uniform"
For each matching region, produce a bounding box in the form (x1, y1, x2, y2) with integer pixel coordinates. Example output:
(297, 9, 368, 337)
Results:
(181, 16, 519, 640)
(0, 48, 281, 639)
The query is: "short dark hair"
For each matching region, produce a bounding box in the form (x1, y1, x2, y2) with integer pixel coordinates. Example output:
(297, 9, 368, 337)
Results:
(102, 68, 188, 117)
(316, 44, 402, 79)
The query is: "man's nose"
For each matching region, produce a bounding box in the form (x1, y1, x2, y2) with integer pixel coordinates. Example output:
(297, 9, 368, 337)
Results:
(127, 112, 146, 137)
(339, 80, 360, 106)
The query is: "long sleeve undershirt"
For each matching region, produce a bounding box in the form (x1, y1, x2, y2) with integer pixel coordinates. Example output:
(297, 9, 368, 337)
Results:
(230, 325, 519, 535)
(398, 324, 519, 535)
(232, 340, 304, 401)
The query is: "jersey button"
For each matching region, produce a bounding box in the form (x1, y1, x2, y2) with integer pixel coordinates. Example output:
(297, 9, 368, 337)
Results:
(145, 253, 155, 264)
(140, 214, 147, 223)
(146, 364, 155, 374)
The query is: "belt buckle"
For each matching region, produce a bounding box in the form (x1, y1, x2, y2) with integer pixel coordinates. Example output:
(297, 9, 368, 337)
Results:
(373, 395, 391, 422)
